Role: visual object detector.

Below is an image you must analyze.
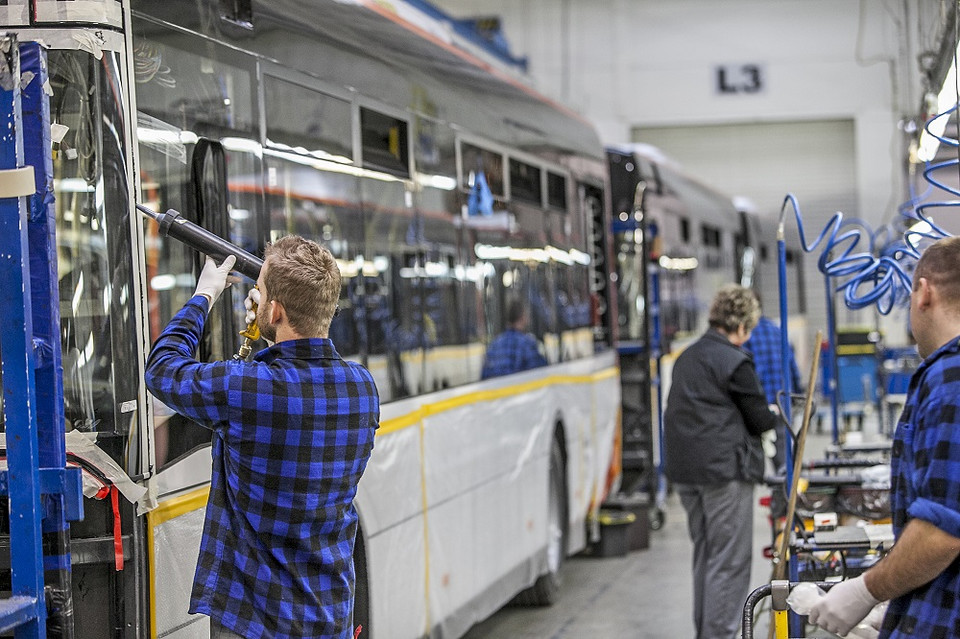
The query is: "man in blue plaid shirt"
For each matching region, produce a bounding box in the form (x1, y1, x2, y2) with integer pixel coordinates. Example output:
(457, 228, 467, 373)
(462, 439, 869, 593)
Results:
(743, 310, 802, 471)
(809, 236, 960, 638)
(145, 236, 379, 639)
(481, 300, 547, 379)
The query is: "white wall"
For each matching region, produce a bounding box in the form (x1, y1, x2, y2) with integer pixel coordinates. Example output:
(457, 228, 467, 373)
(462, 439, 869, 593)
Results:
(433, 0, 947, 346)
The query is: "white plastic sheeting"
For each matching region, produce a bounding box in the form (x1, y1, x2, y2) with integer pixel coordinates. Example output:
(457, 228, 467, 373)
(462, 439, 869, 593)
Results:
(356, 349, 620, 638)
(64, 430, 150, 509)
(149, 489, 208, 639)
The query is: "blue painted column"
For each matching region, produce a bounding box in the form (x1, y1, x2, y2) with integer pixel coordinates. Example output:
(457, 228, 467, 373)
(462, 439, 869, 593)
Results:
(21, 41, 74, 638)
(825, 274, 839, 444)
(0, 38, 46, 638)
(776, 220, 801, 636)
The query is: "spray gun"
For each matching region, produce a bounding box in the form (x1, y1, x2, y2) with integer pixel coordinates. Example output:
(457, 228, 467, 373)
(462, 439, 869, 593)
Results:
(136, 204, 263, 359)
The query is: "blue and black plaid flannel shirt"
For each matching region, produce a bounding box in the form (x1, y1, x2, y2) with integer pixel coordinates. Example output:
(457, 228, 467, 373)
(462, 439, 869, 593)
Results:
(480, 329, 547, 379)
(145, 296, 379, 639)
(882, 335, 960, 638)
(743, 315, 802, 406)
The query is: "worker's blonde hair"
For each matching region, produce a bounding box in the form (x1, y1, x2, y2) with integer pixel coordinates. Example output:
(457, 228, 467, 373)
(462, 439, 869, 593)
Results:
(263, 236, 340, 337)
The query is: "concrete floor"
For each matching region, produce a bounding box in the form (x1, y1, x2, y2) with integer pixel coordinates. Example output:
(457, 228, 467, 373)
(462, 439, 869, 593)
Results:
(462, 427, 869, 638)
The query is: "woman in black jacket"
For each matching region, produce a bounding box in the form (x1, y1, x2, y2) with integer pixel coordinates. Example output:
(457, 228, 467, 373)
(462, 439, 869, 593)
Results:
(664, 284, 779, 639)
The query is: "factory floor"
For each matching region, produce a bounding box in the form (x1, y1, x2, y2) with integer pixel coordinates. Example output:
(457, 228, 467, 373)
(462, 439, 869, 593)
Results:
(464, 422, 885, 639)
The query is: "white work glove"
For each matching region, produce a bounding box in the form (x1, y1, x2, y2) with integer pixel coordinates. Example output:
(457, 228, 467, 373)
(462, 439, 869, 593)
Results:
(846, 601, 888, 638)
(808, 575, 881, 636)
(761, 427, 777, 458)
(194, 255, 236, 307)
(243, 286, 260, 325)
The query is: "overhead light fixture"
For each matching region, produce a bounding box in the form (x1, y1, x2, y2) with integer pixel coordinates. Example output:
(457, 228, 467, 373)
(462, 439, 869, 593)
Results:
(916, 39, 960, 163)
(658, 255, 699, 271)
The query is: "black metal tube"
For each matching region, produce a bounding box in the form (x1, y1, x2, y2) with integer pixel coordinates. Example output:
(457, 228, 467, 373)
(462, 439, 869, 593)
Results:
(741, 581, 836, 638)
(741, 584, 771, 638)
(137, 204, 263, 281)
(804, 458, 888, 470)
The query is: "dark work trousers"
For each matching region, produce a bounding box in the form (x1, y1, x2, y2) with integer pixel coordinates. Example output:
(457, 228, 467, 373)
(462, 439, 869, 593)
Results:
(210, 619, 246, 639)
(677, 481, 754, 639)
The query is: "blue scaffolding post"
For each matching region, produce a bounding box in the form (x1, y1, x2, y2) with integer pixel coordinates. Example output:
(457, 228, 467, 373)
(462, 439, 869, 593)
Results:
(0, 37, 82, 638)
(776, 213, 801, 636)
(22, 39, 80, 638)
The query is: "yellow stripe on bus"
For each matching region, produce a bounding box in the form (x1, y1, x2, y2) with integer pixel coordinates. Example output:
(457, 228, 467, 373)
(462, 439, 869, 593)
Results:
(379, 367, 619, 435)
(150, 486, 209, 526)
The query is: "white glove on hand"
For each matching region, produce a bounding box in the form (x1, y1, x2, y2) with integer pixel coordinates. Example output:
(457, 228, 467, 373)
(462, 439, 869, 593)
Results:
(761, 427, 777, 458)
(808, 575, 881, 636)
(194, 255, 236, 307)
(244, 286, 261, 325)
(846, 601, 888, 638)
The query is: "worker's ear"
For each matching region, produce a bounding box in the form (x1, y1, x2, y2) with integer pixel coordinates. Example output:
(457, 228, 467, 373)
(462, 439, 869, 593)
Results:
(269, 299, 283, 324)
(916, 277, 933, 309)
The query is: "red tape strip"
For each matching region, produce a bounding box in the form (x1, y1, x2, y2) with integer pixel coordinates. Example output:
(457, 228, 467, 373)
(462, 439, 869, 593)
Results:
(111, 485, 123, 571)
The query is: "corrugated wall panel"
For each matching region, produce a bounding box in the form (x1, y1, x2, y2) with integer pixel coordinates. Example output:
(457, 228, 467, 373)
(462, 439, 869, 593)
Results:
(633, 118, 859, 341)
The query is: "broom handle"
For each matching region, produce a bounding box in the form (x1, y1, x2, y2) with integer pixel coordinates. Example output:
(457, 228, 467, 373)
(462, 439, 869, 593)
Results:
(773, 330, 823, 581)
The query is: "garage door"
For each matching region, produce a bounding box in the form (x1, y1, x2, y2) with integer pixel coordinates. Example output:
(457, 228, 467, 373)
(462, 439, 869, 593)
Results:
(633, 118, 859, 342)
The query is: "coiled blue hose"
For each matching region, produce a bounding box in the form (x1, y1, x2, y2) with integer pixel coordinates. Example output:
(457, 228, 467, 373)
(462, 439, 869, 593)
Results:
(778, 99, 958, 316)
(777, 194, 918, 315)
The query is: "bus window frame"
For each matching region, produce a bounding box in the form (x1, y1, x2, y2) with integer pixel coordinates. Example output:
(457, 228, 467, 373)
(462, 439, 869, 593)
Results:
(456, 132, 572, 211)
(259, 60, 356, 158)
(355, 95, 414, 180)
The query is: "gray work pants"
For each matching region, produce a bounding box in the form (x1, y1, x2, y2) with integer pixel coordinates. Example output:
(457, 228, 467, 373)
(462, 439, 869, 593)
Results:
(677, 481, 754, 639)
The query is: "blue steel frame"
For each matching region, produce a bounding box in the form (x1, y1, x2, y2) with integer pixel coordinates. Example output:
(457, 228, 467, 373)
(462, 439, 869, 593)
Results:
(21, 39, 79, 636)
(776, 217, 800, 635)
(0, 39, 82, 638)
(0, 37, 46, 638)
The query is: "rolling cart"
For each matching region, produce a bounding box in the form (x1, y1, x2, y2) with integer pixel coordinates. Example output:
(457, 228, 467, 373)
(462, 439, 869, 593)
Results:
(741, 581, 835, 639)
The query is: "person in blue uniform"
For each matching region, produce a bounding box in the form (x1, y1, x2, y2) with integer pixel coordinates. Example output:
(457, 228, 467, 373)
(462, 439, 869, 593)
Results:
(743, 306, 803, 472)
(481, 299, 547, 379)
(664, 284, 778, 639)
(809, 236, 960, 638)
(145, 236, 379, 639)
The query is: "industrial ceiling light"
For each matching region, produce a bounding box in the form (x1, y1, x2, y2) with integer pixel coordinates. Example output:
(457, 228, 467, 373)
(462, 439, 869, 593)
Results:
(916, 39, 960, 163)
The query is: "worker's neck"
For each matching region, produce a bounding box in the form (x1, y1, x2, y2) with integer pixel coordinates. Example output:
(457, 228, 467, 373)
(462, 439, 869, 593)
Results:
(274, 323, 325, 343)
(933, 326, 960, 354)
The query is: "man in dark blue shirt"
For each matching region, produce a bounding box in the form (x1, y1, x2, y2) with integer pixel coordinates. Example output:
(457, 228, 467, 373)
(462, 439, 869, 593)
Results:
(145, 236, 379, 639)
(481, 299, 547, 379)
(743, 310, 802, 471)
(809, 236, 960, 638)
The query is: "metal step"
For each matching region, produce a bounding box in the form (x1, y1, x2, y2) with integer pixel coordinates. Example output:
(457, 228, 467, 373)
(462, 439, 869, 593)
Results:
(0, 596, 38, 634)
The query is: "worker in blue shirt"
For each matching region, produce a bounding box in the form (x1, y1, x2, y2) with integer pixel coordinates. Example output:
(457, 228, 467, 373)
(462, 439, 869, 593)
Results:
(809, 236, 960, 638)
(481, 299, 547, 379)
(743, 307, 802, 472)
(145, 236, 379, 639)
